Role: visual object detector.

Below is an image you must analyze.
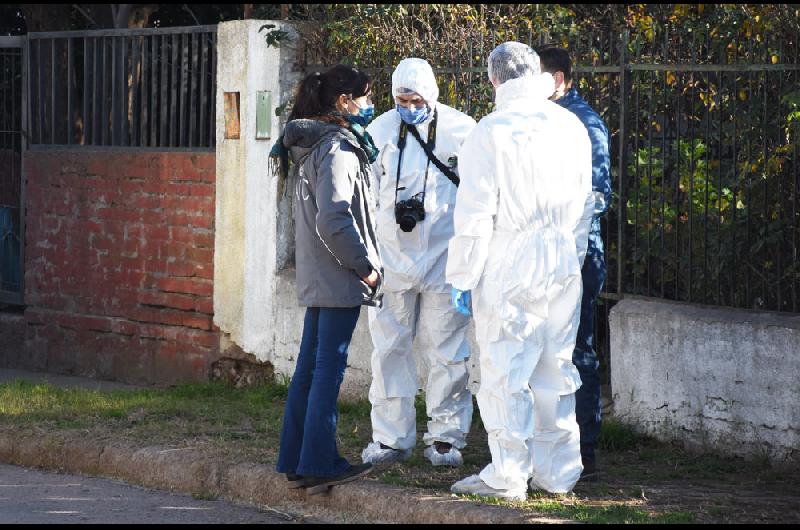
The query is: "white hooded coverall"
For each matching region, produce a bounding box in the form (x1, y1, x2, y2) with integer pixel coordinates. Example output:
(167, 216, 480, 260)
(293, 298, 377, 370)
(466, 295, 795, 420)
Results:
(446, 74, 594, 494)
(366, 58, 477, 450)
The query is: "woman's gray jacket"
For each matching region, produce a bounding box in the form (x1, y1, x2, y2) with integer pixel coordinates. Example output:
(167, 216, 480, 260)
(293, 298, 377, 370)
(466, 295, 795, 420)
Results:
(284, 119, 383, 308)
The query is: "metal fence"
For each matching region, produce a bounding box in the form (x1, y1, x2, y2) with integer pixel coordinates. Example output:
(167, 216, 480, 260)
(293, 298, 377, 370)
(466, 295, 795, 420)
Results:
(27, 25, 217, 149)
(620, 26, 800, 314)
(300, 20, 800, 383)
(0, 37, 24, 304)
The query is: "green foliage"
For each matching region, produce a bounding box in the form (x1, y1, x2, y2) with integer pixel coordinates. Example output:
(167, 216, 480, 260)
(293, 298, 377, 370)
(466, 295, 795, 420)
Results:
(258, 23, 290, 48)
(288, 4, 800, 311)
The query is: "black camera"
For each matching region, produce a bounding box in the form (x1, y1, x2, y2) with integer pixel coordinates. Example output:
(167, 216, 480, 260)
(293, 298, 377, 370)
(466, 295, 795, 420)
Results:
(394, 193, 426, 232)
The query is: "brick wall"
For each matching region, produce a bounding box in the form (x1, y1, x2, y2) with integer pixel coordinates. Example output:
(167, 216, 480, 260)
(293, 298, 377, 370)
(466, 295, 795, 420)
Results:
(17, 149, 219, 385)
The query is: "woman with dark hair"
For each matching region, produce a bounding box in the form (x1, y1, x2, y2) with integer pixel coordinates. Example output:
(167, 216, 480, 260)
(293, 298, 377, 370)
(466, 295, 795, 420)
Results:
(271, 64, 382, 495)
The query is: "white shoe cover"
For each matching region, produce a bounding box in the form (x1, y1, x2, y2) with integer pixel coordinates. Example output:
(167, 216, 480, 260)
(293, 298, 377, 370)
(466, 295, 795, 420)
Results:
(424, 444, 464, 467)
(361, 441, 412, 465)
(450, 474, 527, 502)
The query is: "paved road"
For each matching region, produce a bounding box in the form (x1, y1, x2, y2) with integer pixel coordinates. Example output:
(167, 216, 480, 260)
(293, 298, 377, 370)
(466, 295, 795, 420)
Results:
(0, 464, 302, 524)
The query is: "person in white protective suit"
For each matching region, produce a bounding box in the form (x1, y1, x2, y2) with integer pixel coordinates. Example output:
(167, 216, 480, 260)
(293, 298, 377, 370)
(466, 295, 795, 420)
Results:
(360, 58, 477, 467)
(446, 42, 594, 499)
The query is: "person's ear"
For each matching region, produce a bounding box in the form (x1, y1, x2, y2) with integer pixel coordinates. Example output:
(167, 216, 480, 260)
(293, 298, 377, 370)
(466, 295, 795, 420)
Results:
(553, 71, 565, 91)
(337, 93, 350, 112)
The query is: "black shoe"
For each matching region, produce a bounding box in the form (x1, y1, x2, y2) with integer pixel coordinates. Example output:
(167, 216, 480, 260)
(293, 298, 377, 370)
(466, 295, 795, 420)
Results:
(305, 463, 373, 495)
(580, 457, 598, 482)
(286, 473, 305, 489)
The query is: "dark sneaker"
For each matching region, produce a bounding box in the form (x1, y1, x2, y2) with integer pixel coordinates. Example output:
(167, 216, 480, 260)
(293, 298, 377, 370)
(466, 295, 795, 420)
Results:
(285, 473, 305, 489)
(580, 457, 598, 482)
(305, 463, 373, 495)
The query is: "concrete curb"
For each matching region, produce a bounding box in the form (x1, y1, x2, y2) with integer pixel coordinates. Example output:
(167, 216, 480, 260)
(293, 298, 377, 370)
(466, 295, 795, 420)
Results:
(0, 430, 570, 524)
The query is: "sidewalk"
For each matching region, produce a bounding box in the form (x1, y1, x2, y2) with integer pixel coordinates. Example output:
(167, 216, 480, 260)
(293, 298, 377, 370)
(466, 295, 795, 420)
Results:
(1, 368, 797, 524)
(0, 368, 565, 524)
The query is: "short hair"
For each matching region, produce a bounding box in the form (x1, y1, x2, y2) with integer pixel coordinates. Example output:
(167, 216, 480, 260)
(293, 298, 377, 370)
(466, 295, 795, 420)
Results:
(538, 46, 572, 82)
(487, 42, 541, 85)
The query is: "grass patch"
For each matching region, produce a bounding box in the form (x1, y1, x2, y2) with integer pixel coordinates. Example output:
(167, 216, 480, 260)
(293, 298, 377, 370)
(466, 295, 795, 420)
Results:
(458, 493, 696, 524)
(598, 418, 643, 451)
(1, 378, 797, 524)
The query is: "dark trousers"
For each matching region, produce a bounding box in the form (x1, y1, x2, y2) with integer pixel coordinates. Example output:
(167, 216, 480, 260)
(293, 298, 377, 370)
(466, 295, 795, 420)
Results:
(276, 306, 361, 477)
(573, 220, 606, 462)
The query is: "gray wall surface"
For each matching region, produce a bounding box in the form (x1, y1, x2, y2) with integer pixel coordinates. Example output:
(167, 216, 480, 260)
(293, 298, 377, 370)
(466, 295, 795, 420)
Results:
(610, 298, 800, 463)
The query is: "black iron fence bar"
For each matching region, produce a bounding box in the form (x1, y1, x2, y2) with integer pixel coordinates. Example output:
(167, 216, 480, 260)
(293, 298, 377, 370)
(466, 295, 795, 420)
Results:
(617, 29, 629, 297)
(790, 34, 800, 312)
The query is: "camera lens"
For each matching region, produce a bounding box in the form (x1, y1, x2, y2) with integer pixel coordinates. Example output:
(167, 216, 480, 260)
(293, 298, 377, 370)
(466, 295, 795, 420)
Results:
(399, 214, 416, 232)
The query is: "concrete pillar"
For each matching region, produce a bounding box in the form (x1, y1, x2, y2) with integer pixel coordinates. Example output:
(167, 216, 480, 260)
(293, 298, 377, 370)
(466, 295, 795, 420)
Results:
(214, 20, 303, 362)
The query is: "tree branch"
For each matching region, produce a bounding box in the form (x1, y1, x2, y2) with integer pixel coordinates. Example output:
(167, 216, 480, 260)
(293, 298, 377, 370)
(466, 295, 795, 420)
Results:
(72, 4, 98, 28)
(182, 4, 201, 26)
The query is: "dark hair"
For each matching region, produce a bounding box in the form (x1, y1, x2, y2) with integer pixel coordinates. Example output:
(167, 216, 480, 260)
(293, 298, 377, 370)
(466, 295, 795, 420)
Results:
(288, 64, 371, 122)
(537, 46, 572, 82)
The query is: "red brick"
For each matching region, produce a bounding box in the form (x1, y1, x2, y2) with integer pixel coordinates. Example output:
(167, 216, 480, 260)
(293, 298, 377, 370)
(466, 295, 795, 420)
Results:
(56, 313, 110, 331)
(24, 308, 47, 325)
(169, 226, 194, 242)
(160, 311, 188, 327)
(160, 242, 186, 261)
(189, 184, 214, 197)
(142, 224, 170, 240)
(165, 183, 192, 197)
(119, 181, 144, 195)
(177, 328, 219, 349)
(194, 298, 213, 315)
(157, 278, 213, 297)
(187, 214, 213, 229)
(192, 154, 215, 172)
(186, 248, 214, 265)
(110, 209, 143, 223)
(165, 294, 197, 311)
(124, 163, 159, 179)
(141, 181, 164, 195)
(194, 265, 214, 280)
(182, 313, 212, 330)
(157, 341, 180, 356)
(139, 323, 179, 341)
(167, 261, 196, 277)
(132, 196, 162, 211)
(137, 291, 167, 306)
(111, 320, 139, 336)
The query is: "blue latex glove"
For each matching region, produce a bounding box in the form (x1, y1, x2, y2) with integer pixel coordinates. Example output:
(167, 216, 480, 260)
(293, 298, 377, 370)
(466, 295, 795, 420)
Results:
(451, 287, 472, 316)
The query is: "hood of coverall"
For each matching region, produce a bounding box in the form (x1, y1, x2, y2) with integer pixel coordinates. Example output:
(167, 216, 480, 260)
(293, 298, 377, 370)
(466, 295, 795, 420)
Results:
(392, 58, 439, 108)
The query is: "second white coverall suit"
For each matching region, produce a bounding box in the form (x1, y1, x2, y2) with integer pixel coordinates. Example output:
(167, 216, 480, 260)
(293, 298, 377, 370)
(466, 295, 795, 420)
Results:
(446, 73, 594, 494)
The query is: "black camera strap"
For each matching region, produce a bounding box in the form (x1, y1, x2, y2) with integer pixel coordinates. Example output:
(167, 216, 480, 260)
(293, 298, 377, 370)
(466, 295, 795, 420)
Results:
(394, 112, 433, 206)
(406, 108, 460, 187)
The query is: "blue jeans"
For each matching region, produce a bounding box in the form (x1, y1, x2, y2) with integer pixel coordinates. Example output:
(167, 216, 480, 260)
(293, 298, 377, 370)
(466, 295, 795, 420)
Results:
(276, 306, 362, 477)
(573, 219, 605, 462)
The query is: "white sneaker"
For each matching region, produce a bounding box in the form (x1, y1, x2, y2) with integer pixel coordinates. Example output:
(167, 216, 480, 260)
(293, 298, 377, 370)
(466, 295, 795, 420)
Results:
(423, 444, 464, 467)
(451, 474, 527, 502)
(361, 441, 412, 465)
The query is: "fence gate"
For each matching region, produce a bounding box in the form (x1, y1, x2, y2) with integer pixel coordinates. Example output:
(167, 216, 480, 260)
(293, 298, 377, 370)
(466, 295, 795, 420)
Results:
(0, 36, 25, 305)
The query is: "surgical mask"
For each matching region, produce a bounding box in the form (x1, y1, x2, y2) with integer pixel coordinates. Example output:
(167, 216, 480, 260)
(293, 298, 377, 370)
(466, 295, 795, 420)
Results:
(347, 99, 374, 127)
(396, 103, 430, 125)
